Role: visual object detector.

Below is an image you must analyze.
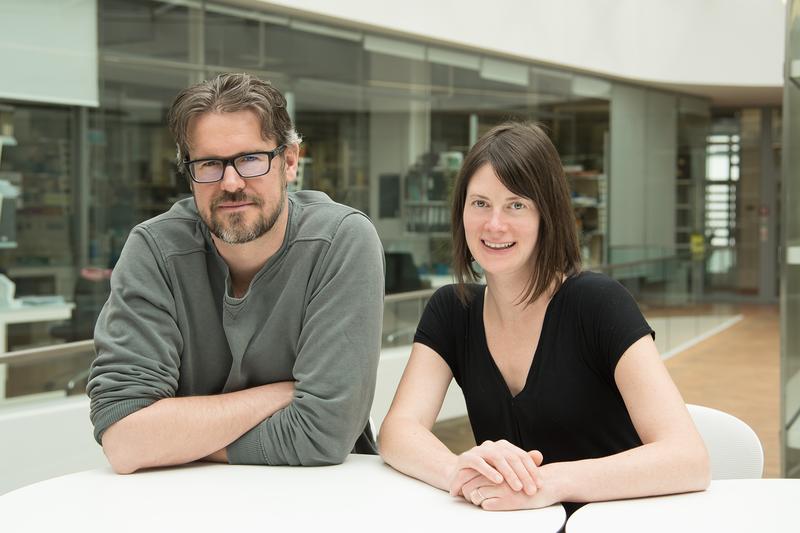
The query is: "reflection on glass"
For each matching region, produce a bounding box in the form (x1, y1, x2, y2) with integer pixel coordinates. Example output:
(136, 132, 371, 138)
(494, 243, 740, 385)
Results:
(0, 105, 86, 398)
(100, 0, 193, 62)
(0, 106, 75, 297)
(93, 63, 194, 274)
(707, 154, 731, 179)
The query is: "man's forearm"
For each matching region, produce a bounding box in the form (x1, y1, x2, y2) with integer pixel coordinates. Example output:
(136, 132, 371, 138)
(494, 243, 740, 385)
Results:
(101, 381, 294, 474)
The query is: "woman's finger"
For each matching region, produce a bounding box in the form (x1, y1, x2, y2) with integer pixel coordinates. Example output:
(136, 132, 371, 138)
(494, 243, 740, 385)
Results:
(486, 441, 534, 492)
(460, 453, 504, 484)
(529, 449, 544, 465)
(448, 467, 481, 496)
(462, 477, 492, 503)
(507, 453, 539, 494)
(485, 455, 523, 492)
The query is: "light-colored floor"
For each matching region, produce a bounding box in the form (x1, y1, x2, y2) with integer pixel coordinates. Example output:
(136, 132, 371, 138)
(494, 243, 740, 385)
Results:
(434, 304, 781, 478)
(664, 304, 780, 477)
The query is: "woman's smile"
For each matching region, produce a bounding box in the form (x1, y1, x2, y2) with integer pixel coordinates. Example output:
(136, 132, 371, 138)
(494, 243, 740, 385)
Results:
(482, 240, 516, 250)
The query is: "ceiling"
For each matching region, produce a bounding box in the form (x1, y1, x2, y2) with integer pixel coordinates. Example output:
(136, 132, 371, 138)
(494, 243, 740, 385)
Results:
(653, 82, 784, 108)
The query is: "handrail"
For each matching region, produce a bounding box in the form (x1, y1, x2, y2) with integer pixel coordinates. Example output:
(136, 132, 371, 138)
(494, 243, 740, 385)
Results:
(387, 255, 685, 303)
(589, 254, 682, 273)
(0, 339, 94, 366)
(0, 255, 685, 365)
(0, 292, 442, 365)
(385, 288, 436, 304)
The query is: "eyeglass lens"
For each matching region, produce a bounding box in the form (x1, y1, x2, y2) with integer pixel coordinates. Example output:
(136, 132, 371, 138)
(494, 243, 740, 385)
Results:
(191, 153, 272, 182)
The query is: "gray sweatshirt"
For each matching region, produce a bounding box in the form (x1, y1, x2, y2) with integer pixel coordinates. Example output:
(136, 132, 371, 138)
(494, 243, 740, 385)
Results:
(87, 191, 384, 465)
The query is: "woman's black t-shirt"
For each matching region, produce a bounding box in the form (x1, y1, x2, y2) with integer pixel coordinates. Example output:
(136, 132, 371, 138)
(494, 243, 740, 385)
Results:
(414, 271, 653, 465)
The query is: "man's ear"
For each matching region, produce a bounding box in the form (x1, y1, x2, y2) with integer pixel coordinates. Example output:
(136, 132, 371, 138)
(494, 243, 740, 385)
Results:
(282, 143, 300, 184)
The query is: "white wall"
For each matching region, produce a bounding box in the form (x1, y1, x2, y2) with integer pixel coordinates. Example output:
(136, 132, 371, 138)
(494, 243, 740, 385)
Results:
(0, 396, 107, 495)
(0, 0, 98, 107)
(609, 85, 680, 254)
(610, 84, 648, 249)
(371, 346, 466, 432)
(643, 91, 678, 249)
(250, 0, 784, 88)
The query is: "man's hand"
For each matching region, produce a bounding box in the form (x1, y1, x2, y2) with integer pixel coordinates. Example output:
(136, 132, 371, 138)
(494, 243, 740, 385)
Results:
(204, 381, 295, 464)
(447, 441, 543, 497)
(200, 381, 296, 464)
(202, 449, 229, 463)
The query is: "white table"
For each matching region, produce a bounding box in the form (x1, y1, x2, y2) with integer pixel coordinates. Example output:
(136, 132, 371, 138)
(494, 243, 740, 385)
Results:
(567, 478, 800, 533)
(0, 454, 566, 532)
(0, 301, 75, 397)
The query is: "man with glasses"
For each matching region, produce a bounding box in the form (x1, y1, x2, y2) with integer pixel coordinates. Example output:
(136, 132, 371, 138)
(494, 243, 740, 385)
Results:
(87, 73, 384, 473)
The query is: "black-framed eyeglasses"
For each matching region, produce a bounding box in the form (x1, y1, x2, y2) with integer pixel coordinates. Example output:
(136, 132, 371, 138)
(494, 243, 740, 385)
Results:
(184, 145, 286, 183)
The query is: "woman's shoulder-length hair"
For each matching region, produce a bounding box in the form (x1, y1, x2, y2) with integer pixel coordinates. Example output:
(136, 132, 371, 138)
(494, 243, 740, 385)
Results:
(450, 121, 582, 306)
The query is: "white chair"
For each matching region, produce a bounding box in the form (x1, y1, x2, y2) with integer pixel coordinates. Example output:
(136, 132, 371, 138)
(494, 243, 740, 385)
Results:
(368, 416, 378, 441)
(687, 403, 763, 479)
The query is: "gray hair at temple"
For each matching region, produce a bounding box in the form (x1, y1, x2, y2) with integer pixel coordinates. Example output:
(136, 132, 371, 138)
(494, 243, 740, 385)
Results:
(167, 72, 302, 176)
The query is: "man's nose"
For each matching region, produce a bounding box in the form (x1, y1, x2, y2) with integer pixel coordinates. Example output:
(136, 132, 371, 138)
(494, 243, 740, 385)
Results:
(219, 162, 245, 191)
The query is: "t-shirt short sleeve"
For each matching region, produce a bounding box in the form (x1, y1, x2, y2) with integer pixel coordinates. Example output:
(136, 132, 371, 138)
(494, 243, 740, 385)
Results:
(576, 273, 655, 382)
(414, 285, 463, 373)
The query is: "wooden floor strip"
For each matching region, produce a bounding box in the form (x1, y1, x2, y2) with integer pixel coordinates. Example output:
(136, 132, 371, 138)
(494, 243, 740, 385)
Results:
(664, 304, 780, 478)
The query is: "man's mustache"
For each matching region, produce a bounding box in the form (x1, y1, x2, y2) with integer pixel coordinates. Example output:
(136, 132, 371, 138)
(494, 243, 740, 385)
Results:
(210, 191, 264, 210)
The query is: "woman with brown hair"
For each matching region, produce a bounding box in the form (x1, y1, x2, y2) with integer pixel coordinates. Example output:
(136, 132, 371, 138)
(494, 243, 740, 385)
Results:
(378, 122, 710, 513)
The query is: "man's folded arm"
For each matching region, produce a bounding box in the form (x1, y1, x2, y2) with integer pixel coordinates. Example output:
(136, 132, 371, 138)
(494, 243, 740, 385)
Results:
(87, 229, 289, 473)
(98, 382, 294, 473)
(226, 214, 385, 466)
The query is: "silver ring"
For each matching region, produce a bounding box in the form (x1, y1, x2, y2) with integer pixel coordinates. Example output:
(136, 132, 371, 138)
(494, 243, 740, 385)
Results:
(474, 487, 487, 504)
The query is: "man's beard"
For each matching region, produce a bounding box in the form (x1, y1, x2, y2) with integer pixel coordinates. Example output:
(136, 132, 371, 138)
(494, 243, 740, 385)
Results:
(201, 182, 286, 245)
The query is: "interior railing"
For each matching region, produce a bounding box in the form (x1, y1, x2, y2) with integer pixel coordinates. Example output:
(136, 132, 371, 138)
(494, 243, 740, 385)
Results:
(0, 251, 737, 406)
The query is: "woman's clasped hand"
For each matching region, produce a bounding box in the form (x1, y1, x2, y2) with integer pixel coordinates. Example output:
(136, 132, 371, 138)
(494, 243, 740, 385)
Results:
(448, 440, 552, 510)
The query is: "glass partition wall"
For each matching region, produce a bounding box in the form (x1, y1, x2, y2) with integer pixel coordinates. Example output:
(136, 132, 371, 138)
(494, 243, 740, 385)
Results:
(782, 0, 800, 478)
(0, 0, 716, 402)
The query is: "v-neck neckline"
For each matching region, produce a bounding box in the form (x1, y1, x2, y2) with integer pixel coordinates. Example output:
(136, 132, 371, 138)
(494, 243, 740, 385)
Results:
(477, 276, 574, 400)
